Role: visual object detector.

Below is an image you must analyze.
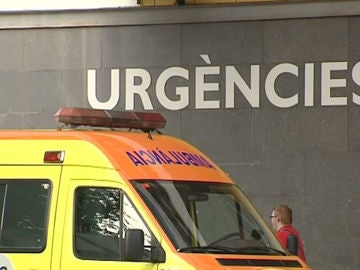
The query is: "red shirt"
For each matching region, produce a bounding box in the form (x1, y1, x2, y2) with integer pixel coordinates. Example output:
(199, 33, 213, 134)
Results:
(277, 224, 306, 262)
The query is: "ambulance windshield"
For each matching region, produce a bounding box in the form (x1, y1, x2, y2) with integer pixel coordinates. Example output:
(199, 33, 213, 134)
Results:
(133, 181, 286, 256)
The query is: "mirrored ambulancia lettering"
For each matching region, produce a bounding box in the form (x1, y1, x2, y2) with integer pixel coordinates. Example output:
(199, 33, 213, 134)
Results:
(126, 149, 215, 169)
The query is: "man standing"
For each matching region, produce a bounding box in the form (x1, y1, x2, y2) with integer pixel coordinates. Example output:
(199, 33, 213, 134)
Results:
(270, 204, 307, 262)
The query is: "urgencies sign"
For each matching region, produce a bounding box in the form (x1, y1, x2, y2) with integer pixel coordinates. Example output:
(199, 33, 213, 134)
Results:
(87, 55, 360, 110)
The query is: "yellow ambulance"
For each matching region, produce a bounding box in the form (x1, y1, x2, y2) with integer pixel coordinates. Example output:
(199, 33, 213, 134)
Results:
(0, 107, 310, 270)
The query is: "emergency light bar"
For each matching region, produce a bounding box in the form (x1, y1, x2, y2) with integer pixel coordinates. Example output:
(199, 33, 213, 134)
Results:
(54, 107, 166, 131)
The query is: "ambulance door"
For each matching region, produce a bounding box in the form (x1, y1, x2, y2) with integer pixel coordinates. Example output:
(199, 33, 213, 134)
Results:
(0, 166, 62, 270)
(60, 180, 162, 270)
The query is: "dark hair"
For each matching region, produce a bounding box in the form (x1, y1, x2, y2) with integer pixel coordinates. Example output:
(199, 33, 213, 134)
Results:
(274, 204, 292, 224)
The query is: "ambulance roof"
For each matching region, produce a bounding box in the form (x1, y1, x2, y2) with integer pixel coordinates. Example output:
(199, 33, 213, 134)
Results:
(0, 108, 232, 183)
(0, 128, 231, 183)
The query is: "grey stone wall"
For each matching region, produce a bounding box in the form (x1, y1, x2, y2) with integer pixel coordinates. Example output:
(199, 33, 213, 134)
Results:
(0, 3, 359, 269)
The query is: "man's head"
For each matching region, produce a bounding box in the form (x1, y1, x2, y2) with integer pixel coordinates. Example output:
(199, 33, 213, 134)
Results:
(270, 204, 293, 231)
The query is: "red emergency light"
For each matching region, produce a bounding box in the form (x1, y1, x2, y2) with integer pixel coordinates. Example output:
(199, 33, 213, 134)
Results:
(54, 107, 166, 131)
(44, 151, 65, 163)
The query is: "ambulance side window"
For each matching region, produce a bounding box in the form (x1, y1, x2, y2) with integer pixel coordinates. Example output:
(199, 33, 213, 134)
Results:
(0, 180, 51, 252)
(74, 187, 154, 261)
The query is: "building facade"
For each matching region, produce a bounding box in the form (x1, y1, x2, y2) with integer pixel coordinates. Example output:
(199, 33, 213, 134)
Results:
(0, 1, 359, 269)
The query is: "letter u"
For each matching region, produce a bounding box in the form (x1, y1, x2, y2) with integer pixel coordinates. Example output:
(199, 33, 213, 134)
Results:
(87, 69, 120, 110)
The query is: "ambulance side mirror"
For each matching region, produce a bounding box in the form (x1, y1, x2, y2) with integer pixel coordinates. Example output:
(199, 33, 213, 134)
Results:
(125, 229, 144, 261)
(286, 234, 298, 256)
(124, 229, 166, 263)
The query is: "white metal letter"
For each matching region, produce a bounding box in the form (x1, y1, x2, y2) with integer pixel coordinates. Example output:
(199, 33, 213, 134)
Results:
(87, 69, 119, 110)
(125, 68, 153, 110)
(265, 63, 299, 108)
(156, 67, 189, 110)
(321, 62, 347, 106)
(196, 65, 220, 109)
(304, 63, 315, 107)
(351, 61, 360, 105)
(195, 54, 220, 109)
(225, 65, 260, 108)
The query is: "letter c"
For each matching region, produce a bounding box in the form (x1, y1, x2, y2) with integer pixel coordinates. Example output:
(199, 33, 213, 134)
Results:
(265, 63, 299, 108)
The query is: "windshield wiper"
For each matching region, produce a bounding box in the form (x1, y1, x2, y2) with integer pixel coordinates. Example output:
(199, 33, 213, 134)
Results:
(177, 246, 237, 254)
(233, 246, 287, 256)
